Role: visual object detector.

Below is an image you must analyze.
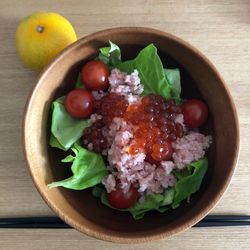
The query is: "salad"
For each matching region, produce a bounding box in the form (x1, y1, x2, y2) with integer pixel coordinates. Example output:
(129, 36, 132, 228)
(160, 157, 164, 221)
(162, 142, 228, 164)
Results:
(48, 41, 211, 219)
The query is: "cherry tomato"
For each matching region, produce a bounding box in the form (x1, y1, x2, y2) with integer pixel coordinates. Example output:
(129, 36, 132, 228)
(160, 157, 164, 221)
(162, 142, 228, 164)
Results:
(64, 89, 94, 118)
(107, 185, 139, 209)
(182, 99, 208, 128)
(81, 60, 109, 91)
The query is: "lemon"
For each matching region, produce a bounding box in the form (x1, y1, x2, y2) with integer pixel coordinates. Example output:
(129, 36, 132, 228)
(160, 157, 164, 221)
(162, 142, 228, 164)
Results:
(16, 12, 77, 71)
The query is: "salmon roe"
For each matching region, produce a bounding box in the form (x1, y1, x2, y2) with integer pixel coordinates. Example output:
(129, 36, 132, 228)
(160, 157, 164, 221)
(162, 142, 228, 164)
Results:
(82, 93, 129, 152)
(95, 93, 129, 124)
(82, 93, 184, 161)
(124, 94, 184, 162)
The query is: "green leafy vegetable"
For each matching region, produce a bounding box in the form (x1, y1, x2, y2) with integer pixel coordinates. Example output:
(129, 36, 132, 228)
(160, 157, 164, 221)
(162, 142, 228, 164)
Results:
(93, 158, 208, 219)
(172, 158, 208, 208)
(49, 134, 65, 150)
(93, 186, 175, 219)
(117, 44, 173, 99)
(164, 68, 181, 102)
(129, 188, 175, 219)
(99, 42, 182, 101)
(49, 97, 91, 151)
(48, 143, 107, 190)
(98, 41, 121, 67)
(74, 74, 84, 89)
(173, 167, 191, 180)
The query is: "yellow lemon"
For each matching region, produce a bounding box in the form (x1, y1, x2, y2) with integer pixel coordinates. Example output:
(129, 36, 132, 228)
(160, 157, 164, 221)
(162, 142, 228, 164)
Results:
(16, 12, 77, 71)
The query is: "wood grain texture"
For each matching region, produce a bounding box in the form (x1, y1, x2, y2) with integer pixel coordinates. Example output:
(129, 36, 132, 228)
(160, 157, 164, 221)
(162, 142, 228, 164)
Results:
(1, 228, 250, 250)
(0, 0, 249, 248)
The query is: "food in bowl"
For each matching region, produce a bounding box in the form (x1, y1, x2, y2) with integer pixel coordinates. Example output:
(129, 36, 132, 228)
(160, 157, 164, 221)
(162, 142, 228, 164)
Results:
(48, 41, 212, 219)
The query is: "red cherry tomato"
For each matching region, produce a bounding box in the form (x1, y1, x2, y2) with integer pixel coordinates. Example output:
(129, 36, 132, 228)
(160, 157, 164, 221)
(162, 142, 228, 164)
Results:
(182, 99, 208, 128)
(64, 89, 94, 118)
(81, 60, 109, 91)
(107, 185, 139, 209)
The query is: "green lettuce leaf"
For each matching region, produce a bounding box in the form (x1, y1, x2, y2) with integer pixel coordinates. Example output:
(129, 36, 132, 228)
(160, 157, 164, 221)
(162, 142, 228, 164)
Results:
(48, 143, 107, 190)
(173, 167, 191, 180)
(117, 44, 172, 99)
(164, 68, 181, 101)
(74, 74, 84, 89)
(172, 158, 208, 208)
(92, 186, 175, 220)
(49, 97, 91, 151)
(129, 188, 175, 219)
(98, 41, 121, 67)
(98, 42, 181, 100)
(49, 134, 65, 150)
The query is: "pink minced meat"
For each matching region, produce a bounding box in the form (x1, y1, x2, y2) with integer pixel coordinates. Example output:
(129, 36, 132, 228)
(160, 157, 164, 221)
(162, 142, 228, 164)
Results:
(172, 132, 212, 169)
(91, 90, 107, 100)
(174, 114, 185, 128)
(89, 114, 102, 123)
(102, 117, 177, 195)
(92, 69, 144, 103)
(108, 69, 144, 104)
(100, 68, 212, 196)
(102, 117, 211, 194)
(102, 174, 116, 193)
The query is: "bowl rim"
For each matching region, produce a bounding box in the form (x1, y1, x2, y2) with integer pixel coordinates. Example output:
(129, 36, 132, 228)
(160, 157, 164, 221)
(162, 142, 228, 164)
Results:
(23, 27, 240, 243)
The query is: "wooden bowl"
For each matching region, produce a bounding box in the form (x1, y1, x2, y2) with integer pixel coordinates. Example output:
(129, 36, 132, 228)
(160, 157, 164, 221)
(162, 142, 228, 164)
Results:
(23, 27, 239, 243)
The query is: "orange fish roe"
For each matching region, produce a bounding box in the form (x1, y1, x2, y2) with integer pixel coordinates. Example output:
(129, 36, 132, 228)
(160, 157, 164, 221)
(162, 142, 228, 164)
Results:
(95, 93, 129, 124)
(82, 93, 184, 161)
(124, 94, 183, 162)
(82, 93, 129, 153)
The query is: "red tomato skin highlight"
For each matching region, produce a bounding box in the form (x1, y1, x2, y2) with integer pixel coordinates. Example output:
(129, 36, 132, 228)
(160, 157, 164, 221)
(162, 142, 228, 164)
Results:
(81, 60, 109, 91)
(182, 99, 208, 128)
(107, 186, 139, 209)
(64, 89, 94, 118)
